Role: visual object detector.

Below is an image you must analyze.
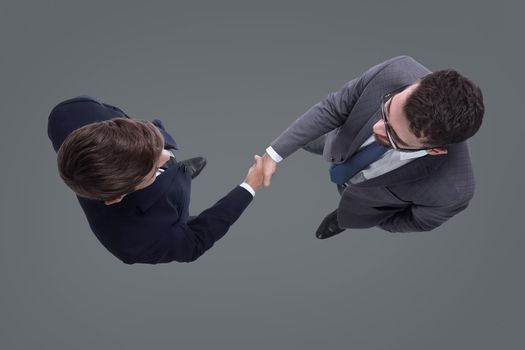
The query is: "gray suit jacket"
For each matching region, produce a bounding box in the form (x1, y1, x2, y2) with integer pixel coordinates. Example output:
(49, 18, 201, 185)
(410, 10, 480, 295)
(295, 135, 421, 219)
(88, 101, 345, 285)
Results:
(270, 56, 475, 232)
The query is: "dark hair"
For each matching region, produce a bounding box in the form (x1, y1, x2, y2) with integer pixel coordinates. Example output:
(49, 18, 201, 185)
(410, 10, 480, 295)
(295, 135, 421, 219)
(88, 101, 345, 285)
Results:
(57, 118, 164, 200)
(404, 69, 484, 146)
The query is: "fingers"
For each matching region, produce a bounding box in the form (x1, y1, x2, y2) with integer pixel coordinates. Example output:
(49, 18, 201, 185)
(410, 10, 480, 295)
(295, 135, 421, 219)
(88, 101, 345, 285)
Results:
(248, 155, 261, 170)
(262, 155, 275, 187)
(244, 154, 265, 191)
(254, 155, 263, 168)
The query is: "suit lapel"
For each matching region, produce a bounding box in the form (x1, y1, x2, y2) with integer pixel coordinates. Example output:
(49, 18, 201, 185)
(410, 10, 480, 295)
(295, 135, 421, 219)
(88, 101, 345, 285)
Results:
(346, 110, 382, 158)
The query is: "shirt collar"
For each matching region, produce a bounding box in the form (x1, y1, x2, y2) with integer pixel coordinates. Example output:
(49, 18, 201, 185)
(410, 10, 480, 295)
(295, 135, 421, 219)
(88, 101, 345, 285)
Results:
(398, 149, 428, 160)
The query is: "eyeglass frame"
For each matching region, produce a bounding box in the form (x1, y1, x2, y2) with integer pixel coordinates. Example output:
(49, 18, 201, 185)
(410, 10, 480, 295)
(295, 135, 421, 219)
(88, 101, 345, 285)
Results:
(380, 85, 442, 152)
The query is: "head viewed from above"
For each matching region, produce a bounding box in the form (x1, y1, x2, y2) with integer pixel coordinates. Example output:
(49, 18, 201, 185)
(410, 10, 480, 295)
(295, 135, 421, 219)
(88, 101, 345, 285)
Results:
(57, 118, 168, 205)
(373, 69, 484, 155)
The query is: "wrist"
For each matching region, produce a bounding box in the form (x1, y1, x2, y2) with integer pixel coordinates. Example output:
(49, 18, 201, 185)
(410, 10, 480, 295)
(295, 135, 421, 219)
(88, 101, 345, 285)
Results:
(240, 182, 256, 196)
(265, 146, 282, 163)
(245, 180, 260, 192)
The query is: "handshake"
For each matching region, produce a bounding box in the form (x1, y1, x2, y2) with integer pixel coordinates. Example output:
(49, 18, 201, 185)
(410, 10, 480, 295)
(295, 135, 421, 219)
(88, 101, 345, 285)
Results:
(243, 153, 278, 192)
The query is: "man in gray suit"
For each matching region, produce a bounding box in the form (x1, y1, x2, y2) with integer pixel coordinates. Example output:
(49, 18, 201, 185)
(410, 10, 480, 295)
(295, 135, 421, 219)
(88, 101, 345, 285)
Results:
(261, 56, 484, 238)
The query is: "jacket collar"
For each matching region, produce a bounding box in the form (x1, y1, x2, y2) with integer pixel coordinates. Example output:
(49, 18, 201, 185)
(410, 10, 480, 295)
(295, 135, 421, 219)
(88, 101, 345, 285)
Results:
(118, 163, 183, 213)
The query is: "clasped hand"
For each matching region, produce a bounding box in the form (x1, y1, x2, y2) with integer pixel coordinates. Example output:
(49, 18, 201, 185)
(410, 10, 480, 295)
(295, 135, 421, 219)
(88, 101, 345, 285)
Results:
(244, 153, 278, 192)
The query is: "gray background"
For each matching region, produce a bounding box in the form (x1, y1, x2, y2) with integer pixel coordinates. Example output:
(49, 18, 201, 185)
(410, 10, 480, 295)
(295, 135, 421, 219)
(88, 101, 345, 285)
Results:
(1, 1, 523, 349)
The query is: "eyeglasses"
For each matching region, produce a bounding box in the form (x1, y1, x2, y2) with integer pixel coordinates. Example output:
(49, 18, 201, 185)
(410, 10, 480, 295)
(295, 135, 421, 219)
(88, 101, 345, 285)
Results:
(380, 86, 437, 152)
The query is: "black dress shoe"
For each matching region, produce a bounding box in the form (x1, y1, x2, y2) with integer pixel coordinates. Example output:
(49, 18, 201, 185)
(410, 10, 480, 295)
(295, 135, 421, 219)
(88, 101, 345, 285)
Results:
(315, 209, 345, 239)
(180, 157, 207, 179)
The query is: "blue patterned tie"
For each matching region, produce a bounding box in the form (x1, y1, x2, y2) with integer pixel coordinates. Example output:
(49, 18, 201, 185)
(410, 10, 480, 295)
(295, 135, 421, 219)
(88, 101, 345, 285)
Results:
(329, 142, 387, 185)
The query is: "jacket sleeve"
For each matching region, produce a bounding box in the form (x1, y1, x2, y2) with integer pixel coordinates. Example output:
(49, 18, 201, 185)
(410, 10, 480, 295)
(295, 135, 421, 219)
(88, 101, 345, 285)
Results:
(152, 119, 179, 150)
(269, 76, 364, 160)
(378, 201, 470, 233)
(140, 186, 254, 263)
(269, 56, 412, 160)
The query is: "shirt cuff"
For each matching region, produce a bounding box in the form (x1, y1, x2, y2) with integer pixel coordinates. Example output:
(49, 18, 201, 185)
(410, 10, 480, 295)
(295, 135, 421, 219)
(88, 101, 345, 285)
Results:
(265, 146, 283, 163)
(239, 182, 255, 197)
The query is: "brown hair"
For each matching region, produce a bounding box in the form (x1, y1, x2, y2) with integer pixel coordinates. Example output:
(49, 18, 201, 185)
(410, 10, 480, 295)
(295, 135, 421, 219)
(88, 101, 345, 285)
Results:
(57, 118, 164, 200)
(404, 69, 484, 146)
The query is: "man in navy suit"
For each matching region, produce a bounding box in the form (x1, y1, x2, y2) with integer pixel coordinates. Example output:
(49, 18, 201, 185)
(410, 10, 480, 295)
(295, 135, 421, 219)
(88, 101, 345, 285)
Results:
(48, 96, 263, 264)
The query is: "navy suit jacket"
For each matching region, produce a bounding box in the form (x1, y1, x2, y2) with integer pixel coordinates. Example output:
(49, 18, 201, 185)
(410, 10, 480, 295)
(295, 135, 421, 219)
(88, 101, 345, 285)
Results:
(48, 96, 253, 264)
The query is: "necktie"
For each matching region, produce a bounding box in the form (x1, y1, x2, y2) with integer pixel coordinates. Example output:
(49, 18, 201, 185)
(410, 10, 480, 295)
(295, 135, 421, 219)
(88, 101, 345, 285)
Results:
(329, 142, 387, 185)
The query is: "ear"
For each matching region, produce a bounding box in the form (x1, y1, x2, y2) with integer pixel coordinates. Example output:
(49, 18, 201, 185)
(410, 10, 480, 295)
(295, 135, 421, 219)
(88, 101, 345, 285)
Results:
(426, 148, 448, 156)
(104, 195, 125, 205)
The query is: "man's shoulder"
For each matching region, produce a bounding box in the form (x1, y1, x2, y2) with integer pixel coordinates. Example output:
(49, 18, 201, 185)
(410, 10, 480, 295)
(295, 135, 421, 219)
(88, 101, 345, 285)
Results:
(372, 55, 430, 76)
(360, 55, 432, 91)
(47, 95, 128, 152)
(417, 142, 475, 202)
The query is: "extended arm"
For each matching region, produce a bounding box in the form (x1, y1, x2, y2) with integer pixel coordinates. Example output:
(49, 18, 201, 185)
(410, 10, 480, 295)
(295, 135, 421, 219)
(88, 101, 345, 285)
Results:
(143, 156, 264, 263)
